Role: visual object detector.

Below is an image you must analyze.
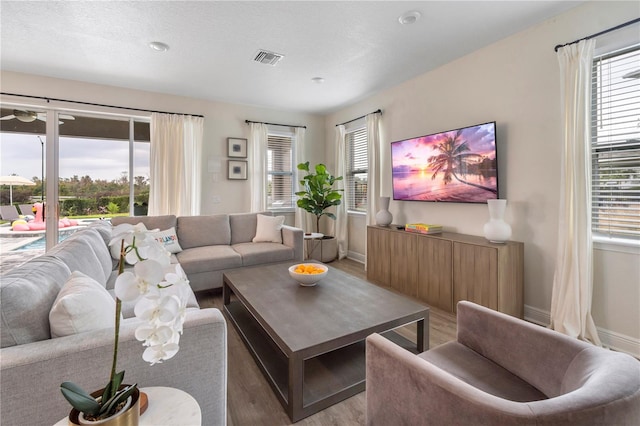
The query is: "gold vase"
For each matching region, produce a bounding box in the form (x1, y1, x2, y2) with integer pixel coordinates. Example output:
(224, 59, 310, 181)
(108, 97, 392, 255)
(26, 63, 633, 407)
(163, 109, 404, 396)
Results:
(68, 386, 140, 426)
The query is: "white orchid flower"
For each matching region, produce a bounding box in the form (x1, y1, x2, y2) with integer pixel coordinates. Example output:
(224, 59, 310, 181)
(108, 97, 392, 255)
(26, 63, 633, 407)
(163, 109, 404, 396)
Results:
(162, 264, 190, 291)
(109, 223, 148, 247)
(109, 222, 189, 366)
(136, 241, 171, 268)
(142, 342, 180, 365)
(135, 324, 176, 346)
(159, 265, 191, 332)
(110, 223, 163, 265)
(114, 259, 164, 301)
(134, 295, 180, 324)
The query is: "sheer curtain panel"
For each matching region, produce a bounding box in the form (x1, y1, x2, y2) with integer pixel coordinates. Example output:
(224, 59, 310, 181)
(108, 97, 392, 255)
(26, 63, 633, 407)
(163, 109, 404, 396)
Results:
(249, 122, 268, 212)
(366, 112, 381, 226)
(149, 113, 203, 216)
(550, 40, 601, 345)
(294, 127, 307, 230)
(334, 125, 348, 259)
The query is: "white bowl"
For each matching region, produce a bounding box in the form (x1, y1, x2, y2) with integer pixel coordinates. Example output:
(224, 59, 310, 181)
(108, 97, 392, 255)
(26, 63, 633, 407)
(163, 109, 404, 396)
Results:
(288, 263, 328, 286)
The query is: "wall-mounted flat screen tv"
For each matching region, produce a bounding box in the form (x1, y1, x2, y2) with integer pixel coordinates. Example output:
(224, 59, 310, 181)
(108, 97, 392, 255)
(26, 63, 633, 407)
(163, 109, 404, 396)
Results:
(391, 121, 498, 203)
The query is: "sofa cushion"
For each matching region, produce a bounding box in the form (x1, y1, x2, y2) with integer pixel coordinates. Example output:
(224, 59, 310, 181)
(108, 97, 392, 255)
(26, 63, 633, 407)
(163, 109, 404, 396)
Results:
(176, 245, 242, 274)
(419, 341, 548, 402)
(177, 215, 230, 249)
(148, 226, 183, 253)
(252, 214, 284, 244)
(47, 228, 112, 285)
(111, 214, 177, 231)
(232, 242, 295, 267)
(86, 220, 112, 245)
(49, 271, 116, 338)
(229, 211, 271, 244)
(0, 256, 71, 348)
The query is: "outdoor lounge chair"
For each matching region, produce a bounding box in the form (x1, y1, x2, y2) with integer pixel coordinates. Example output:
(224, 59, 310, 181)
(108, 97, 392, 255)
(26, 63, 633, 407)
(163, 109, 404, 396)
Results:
(18, 204, 34, 216)
(0, 205, 20, 221)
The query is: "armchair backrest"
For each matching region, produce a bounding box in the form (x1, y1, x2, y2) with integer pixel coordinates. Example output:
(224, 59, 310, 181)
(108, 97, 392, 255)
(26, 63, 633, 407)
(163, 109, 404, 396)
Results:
(456, 301, 591, 397)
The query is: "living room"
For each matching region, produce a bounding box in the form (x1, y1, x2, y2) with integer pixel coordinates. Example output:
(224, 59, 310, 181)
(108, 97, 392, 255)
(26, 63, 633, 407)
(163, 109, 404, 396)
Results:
(1, 1, 639, 425)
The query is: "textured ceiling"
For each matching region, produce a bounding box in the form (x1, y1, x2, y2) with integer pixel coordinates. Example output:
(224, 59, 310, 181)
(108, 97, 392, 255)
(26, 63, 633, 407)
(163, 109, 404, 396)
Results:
(0, 1, 583, 114)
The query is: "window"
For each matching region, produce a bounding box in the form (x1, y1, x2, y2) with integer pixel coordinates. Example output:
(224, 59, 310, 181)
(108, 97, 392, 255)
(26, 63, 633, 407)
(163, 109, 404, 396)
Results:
(267, 132, 295, 210)
(346, 126, 368, 212)
(591, 45, 640, 241)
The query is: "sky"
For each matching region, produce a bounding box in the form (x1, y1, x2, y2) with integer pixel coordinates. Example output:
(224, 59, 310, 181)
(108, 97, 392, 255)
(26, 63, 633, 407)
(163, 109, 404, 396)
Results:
(0, 133, 149, 182)
(391, 122, 496, 170)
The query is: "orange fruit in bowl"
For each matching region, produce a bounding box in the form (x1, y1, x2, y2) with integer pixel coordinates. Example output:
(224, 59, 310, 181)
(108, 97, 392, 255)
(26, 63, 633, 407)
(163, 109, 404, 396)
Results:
(288, 263, 328, 286)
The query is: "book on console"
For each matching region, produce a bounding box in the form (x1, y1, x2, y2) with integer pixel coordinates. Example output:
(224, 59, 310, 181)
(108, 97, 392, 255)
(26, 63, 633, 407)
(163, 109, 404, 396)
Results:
(405, 223, 443, 234)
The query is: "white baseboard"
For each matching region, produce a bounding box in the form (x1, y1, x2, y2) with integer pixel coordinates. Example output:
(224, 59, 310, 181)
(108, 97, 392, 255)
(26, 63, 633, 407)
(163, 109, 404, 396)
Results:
(524, 305, 551, 326)
(347, 251, 365, 264)
(525, 305, 640, 358)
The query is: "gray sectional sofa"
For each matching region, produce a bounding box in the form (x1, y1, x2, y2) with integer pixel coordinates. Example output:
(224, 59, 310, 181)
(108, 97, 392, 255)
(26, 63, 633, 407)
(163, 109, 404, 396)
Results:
(0, 211, 303, 426)
(111, 211, 304, 291)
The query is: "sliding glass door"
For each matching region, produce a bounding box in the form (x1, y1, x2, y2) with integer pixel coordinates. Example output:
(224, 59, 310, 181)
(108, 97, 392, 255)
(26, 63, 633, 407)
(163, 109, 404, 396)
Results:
(0, 105, 149, 264)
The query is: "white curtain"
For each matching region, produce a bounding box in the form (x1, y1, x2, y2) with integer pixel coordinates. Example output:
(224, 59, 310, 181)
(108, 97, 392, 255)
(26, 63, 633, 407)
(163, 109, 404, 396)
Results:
(550, 39, 601, 345)
(334, 125, 348, 259)
(249, 122, 268, 212)
(149, 113, 203, 216)
(366, 112, 381, 226)
(294, 127, 307, 230)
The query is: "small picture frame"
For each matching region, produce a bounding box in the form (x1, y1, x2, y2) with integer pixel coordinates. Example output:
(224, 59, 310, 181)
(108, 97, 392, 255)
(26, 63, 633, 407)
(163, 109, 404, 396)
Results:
(228, 138, 248, 158)
(228, 160, 248, 180)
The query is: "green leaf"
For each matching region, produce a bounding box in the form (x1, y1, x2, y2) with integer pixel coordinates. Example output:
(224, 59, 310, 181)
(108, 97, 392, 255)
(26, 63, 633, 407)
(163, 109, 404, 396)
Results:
(60, 382, 101, 416)
(102, 371, 125, 403)
(99, 384, 137, 417)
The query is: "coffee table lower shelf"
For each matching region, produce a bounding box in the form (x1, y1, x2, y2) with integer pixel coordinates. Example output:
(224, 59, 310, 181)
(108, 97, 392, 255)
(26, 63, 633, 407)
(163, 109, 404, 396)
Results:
(224, 300, 418, 421)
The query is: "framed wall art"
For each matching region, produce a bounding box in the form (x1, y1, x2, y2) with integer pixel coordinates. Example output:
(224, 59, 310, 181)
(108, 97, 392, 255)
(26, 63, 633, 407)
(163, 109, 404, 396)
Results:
(228, 160, 248, 180)
(228, 137, 248, 158)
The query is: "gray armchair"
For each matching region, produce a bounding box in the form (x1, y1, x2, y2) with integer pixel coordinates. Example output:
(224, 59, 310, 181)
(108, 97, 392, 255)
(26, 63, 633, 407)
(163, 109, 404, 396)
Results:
(366, 301, 640, 425)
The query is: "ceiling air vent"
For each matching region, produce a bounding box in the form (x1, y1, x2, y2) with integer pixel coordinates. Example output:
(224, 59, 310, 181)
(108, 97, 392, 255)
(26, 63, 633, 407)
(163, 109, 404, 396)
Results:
(253, 49, 285, 66)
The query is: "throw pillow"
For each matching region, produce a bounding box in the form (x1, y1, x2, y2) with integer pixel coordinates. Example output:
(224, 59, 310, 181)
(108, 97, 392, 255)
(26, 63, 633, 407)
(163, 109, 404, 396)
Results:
(252, 214, 285, 244)
(49, 271, 116, 338)
(148, 227, 183, 253)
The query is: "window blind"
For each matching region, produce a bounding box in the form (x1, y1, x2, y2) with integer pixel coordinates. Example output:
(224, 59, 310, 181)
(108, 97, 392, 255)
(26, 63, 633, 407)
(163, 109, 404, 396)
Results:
(346, 127, 368, 211)
(267, 134, 294, 209)
(591, 45, 640, 240)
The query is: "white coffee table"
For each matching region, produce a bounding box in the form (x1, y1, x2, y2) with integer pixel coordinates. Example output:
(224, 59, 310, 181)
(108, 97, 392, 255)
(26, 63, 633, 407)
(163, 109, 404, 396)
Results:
(54, 386, 201, 426)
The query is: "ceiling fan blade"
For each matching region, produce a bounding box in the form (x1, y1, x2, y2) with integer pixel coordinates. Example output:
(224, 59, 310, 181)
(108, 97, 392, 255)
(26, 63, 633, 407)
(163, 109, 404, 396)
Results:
(59, 114, 75, 120)
(0, 115, 17, 121)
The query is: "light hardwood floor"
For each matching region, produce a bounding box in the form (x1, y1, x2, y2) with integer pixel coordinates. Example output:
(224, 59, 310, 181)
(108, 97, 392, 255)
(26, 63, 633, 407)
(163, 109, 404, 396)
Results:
(196, 258, 457, 426)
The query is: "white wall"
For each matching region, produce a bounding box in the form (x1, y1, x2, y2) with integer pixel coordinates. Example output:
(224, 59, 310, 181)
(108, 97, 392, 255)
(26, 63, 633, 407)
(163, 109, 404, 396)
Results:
(325, 1, 640, 354)
(0, 71, 325, 224)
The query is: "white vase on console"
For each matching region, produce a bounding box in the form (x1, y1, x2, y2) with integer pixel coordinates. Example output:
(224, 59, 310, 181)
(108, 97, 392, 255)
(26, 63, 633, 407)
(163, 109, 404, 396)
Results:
(375, 197, 393, 227)
(483, 199, 512, 243)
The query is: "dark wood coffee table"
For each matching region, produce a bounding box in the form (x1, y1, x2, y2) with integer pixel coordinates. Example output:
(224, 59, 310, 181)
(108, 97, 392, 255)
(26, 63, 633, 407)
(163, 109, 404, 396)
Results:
(223, 262, 429, 422)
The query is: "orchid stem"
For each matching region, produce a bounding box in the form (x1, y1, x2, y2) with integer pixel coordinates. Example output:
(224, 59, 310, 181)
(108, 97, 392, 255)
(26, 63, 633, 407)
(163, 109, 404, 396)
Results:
(110, 240, 126, 385)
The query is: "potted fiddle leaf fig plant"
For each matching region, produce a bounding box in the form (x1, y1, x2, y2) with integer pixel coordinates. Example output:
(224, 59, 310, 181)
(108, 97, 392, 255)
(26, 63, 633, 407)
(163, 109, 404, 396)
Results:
(296, 162, 343, 262)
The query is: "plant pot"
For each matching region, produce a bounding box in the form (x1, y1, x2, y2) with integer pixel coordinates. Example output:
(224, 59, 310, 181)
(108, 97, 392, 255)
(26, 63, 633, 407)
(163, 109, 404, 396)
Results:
(68, 386, 140, 426)
(308, 236, 338, 263)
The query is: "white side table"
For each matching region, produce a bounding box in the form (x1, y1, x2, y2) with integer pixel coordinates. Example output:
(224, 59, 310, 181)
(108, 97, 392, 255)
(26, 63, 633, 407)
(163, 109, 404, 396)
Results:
(54, 386, 201, 426)
(303, 232, 323, 260)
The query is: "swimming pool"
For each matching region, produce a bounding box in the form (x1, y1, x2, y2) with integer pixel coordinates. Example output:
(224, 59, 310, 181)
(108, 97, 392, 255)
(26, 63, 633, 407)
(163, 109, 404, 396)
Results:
(12, 229, 78, 251)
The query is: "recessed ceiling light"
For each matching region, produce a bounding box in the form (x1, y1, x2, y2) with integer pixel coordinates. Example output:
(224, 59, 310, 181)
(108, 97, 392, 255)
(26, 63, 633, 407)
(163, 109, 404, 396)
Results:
(311, 77, 325, 84)
(149, 41, 170, 52)
(398, 11, 421, 25)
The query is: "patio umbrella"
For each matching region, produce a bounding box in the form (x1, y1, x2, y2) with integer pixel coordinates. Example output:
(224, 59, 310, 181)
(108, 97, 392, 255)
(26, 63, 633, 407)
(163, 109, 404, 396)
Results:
(0, 175, 36, 204)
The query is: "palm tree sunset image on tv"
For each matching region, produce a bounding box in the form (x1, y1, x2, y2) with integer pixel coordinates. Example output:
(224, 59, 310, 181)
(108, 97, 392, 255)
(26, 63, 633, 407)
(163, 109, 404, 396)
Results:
(391, 122, 498, 203)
